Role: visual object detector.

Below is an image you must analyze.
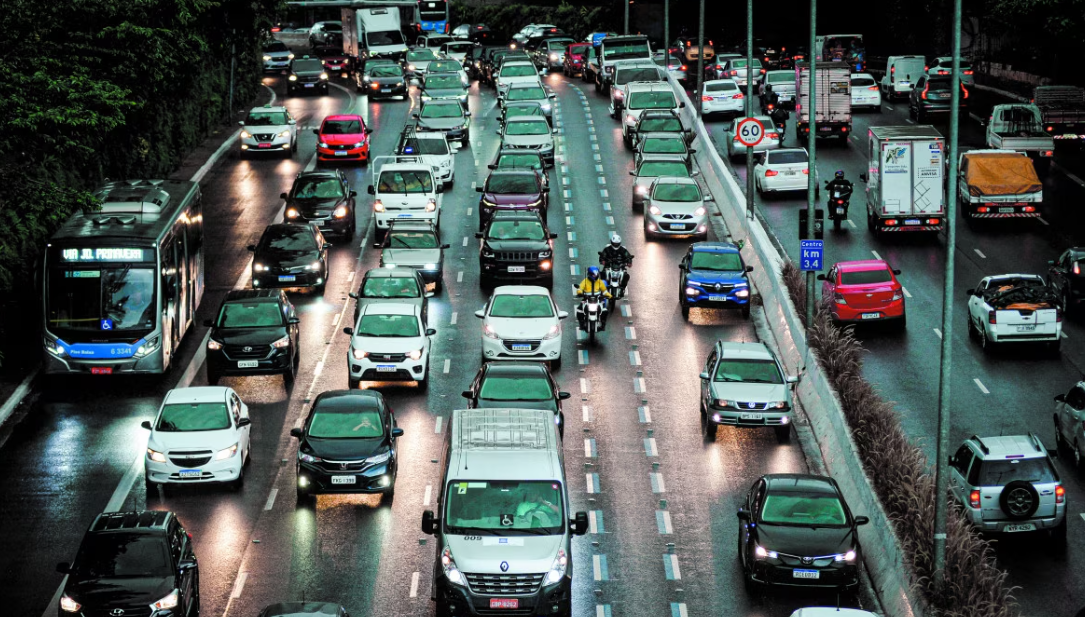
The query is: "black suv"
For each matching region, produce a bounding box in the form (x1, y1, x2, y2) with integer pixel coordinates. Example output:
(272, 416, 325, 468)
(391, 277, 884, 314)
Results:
(1049, 248, 1085, 312)
(249, 223, 330, 293)
(282, 170, 357, 239)
(205, 289, 301, 385)
(476, 210, 557, 289)
(287, 56, 329, 96)
(57, 511, 199, 617)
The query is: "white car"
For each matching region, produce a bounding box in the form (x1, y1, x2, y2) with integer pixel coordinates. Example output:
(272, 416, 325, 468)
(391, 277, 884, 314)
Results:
(755, 148, 816, 195)
(143, 386, 251, 489)
(239, 105, 297, 157)
(700, 79, 745, 117)
(346, 303, 436, 389)
(622, 82, 682, 143)
(927, 56, 975, 85)
(789, 610, 878, 617)
(850, 73, 882, 112)
(609, 60, 667, 117)
(726, 115, 781, 159)
(439, 41, 476, 63)
(476, 286, 568, 368)
(369, 157, 444, 240)
(644, 177, 713, 240)
(966, 274, 1062, 352)
(496, 61, 543, 95)
(761, 70, 796, 105)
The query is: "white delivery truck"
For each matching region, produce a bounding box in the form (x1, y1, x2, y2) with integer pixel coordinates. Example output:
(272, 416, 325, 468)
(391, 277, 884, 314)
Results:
(422, 408, 588, 617)
(342, 6, 409, 60)
(880, 55, 926, 100)
(795, 64, 851, 143)
(858, 125, 946, 235)
(957, 150, 1043, 220)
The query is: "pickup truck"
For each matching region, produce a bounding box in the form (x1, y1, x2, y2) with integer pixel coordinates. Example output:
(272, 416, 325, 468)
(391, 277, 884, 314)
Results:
(957, 150, 1042, 220)
(985, 104, 1055, 167)
(1032, 85, 1085, 140)
(966, 274, 1061, 354)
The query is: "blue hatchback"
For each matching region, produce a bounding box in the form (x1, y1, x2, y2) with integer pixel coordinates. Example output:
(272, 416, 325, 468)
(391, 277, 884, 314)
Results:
(679, 242, 754, 319)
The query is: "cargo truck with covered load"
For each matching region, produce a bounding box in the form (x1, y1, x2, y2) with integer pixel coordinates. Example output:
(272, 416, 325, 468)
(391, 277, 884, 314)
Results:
(795, 64, 851, 143)
(957, 150, 1043, 220)
(1032, 85, 1085, 140)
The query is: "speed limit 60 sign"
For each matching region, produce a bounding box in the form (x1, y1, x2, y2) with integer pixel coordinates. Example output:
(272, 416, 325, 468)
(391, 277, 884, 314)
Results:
(735, 117, 766, 148)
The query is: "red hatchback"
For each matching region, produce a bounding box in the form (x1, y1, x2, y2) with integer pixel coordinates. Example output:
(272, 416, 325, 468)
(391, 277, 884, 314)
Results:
(563, 43, 590, 77)
(817, 260, 906, 328)
(314, 114, 372, 163)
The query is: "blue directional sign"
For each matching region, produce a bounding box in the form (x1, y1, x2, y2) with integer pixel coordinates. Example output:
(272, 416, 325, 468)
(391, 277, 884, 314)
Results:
(800, 240, 824, 271)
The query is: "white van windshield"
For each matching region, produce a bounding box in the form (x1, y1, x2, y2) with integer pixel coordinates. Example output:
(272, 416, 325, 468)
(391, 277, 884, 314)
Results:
(445, 480, 565, 534)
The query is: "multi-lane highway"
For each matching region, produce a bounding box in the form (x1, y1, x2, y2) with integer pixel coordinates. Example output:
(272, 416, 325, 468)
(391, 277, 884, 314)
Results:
(704, 97, 1085, 614)
(0, 53, 885, 617)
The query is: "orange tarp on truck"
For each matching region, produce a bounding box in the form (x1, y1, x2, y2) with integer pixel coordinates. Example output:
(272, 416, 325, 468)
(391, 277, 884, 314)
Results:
(964, 153, 1042, 196)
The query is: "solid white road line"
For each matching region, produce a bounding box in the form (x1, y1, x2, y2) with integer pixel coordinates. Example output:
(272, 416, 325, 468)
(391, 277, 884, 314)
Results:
(0, 367, 39, 429)
(974, 378, 990, 394)
(230, 572, 248, 599)
(409, 572, 420, 598)
(105, 454, 145, 512)
(1052, 161, 1085, 188)
(435, 417, 443, 433)
(263, 488, 278, 511)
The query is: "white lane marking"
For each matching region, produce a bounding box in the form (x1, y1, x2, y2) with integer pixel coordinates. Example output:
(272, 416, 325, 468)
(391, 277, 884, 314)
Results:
(1063, 331, 1070, 339)
(871, 250, 883, 261)
(0, 368, 38, 433)
(657, 510, 673, 534)
(579, 350, 589, 365)
(666, 554, 682, 580)
(457, 271, 464, 283)
(190, 83, 274, 183)
(263, 488, 278, 511)
(409, 572, 420, 598)
(651, 472, 666, 493)
(634, 377, 646, 393)
(905, 118, 915, 124)
(885, 103, 895, 111)
(847, 218, 856, 228)
(586, 473, 596, 493)
(1038, 217, 1050, 226)
(934, 328, 942, 339)
(435, 416, 443, 433)
(902, 286, 912, 298)
(471, 181, 476, 190)
(347, 271, 355, 282)
(639, 405, 652, 423)
(106, 453, 144, 512)
(423, 484, 432, 506)
(593, 555, 603, 580)
(230, 572, 248, 599)
(450, 312, 458, 325)
(625, 326, 636, 339)
(644, 437, 658, 456)
(1053, 161, 1085, 188)
(621, 305, 631, 317)
(583, 405, 592, 422)
(974, 378, 990, 394)
(630, 350, 642, 365)
(466, 207, 473, 216)
(974, 248, 987, 259)
(443, 359, 451, 374)
(589, 511, 599, 534)
(313, 360, 324, 377)
(462, 237, 469, 247)
(580, 378, 590, 393)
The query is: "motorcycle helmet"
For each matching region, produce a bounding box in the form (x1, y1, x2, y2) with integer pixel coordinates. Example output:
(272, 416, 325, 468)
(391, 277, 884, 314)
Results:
(610, 233, 621, 249)
(587, 266, 600, 281)
(764, 84, 773, 93)
(835, 169, 846, 179)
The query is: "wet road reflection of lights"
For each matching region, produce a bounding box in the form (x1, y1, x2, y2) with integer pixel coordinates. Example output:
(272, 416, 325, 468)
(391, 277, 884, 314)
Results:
(316, 493, 384, 510)
(353, 380, 424, 391)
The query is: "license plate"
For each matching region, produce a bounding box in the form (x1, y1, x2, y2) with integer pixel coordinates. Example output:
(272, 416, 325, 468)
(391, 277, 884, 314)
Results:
(335, 151, 348, 156)
(508, 265, 526, 273)
(279, 275, 296, 282)
(999, 207, 1014, 213)
(784, 170, 797, 175)
(669, 224, 688, 230)
(179, 470, 201, 478)
(331, 66, 341, 70)
(861, 313, 881, 320)
(376, 365, 397, 372)
(835, 207, 845, 215)
(1016, 324, 1036, 332)
(905, 218, 921, 225)
(381, 88, 391, 92)
(257, 143, 272, 148)
(512, 344, 531, 351)
(490, 599, 519, 610)
(740, 413, 763, 420)
(819, 126, 832, 132)
(900, 81, 911, 85)
(91, 367, 113, 375)
(316, 220, 326, 226)
(709, 295, 727, 301)
(1004, 523, 1036, 533)
(331, 475, 356, 485)
(793, 569, 820, 579)
(397, 213, 414, 217)
(237, 360, 259, 369)
(304, 84, 315, 88)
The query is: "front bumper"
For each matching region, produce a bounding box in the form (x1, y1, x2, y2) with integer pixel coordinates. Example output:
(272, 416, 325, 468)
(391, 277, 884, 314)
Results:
(297, 460, 394, 495)
(436, 573, 571, 616)
(253, 270, 325, 289)
(365, 82, 408, 97)
(349, 354, 427, 382)
(146, 454, 243, 485)
(289, 81, 329, 93)
(682, 286, 751, 308)
(264, 59, 292, 72)
(645, 213, 707, 237)
(289, 213, 353, 236)
(707, 404, 791, 427)
(482, 335, 561, 362)
(43, 346, 166, 375)
(749, 559, 860, 589)
(207, 347, 293, 376)
(831, 300, 906, 323)
(240, 136, 291, 154)
(317, 143, 369, 162)
(480, 258, 554, 284)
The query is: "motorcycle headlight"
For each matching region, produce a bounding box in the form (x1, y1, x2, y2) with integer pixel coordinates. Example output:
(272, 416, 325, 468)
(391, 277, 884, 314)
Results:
(441, 547, 466, 586)
(333, 205, 349, 218)
(298, 451, 322, 463)
(544, 548, 568, 584)
(694, 206, 707, 216)
(207, 339, 224, 350)
(240, 130, 252, 139)
(215, 443, 239, 460)
(288, 74, 297, 81)
(483, 324, 500, 339)
(59, 595, 81, 613)
(278, 130, 291, 138)
(285, 208, 300, 219)
(352, 348, 369, 360)
(541, 325, 561, 340)
(272, 335, 292, 349)
(649, 205, 662, 215)
(133, 336, 161, 358)
(408, 348, 423, 360)
(147, 448, 167, 463)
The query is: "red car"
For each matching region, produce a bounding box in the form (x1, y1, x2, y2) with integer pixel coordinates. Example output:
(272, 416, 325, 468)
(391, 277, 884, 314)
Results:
(817, 260, 906, 328)
(562, 43, 590, 77)
(314, 44, 353, 79)
(314, 114, 372, 163)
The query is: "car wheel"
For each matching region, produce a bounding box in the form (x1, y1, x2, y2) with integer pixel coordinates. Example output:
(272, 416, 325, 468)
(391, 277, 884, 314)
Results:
(348, 376, 360, 390)
(681, 301, 690, 320)
(897, 313, 907, 331)
(979, 325, 992, 352)
(145, 476, 156, 495)
(383, 485, 395, 505)
(283, 365, 296, 387)
(1075, 442, 1083, 475)
(741, 304, 751, 320)
(418, 365, 429, 390)
(703, 418, 717, 441)
(550, 355, 562, 371)
(296, 487, 314, 507)
(479, 275, 491, 289)
(232, 464, 244, 491)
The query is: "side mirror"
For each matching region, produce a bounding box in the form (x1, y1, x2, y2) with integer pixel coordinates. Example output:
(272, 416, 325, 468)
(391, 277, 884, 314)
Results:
(367, 185, 375, 195)
(141, 420, 152, 430)
(558, 392, 572, 400)
(745, 265, 754, 272)
(704, 195, 715, 202)
(350, 190, 358, 197)
(280, 192, 288, 199)
(412, 113, 420, 119)
(288, 119, 297, 125)
(461, 390, 473, 399)
(965, 289, 975, 297)
(549, 94, 557, 99)
(290, 428, 303, 438)
(246, 244, 257, 252)
(948, 454, 955, 466)
(436, 184, 445, 194)
(288, 317, 300, 324)
(550, 232, 558, 239)
(422, 509, 437, 535)
(689, 149, 697, 154)
(203, 319, 214, 328)
(859, 173, 867, 182)
(475, 186, 484, 192)
(736, 508, 750, 521)
(312, 129, 320, 135)
(629, 170, 636, 176)
(558, 310, 569, 319)
(679, 102, 686, 108)
(816, 274, 827, 281)
(425, 291, 435, 298)
(552, 129, 559, 135)
(426, 328, 437, 336)
(237, 417, 252, 428)
(56, 562, 71, 574)
(488, 164, 498, 169)
(786, 375, 799, 384)
(692, 170, 700, 176)
(542, 187, 551, 193)
(475, 310, 485, 318)
(699, 371, 710, 380)
(441, 243, 451, 249)
(238, 121, 245, 127)
(475, 232, 484, 239)
(392, 427, 404, 437)
(571, 511, 589, 535)
(1055, 394, 1066, 402)
(343, 327, 354, 335)
(373, 242, 383, 249)
(893, 269, 902, 275)
(854, 516, 870, 526)
(366, 127, 374, 134)
(465, 111, 472, 117)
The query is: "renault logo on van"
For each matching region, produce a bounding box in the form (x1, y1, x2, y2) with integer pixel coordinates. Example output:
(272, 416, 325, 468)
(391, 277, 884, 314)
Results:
(500, 561, 510, 572)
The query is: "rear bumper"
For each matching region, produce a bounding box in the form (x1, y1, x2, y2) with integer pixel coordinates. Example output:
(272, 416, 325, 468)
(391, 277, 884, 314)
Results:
(986, 324, 1060, 344)
(831, 300, 906, 323)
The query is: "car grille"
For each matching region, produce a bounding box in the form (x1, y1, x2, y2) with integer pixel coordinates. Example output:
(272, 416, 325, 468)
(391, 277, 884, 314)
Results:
(253, 133, 275, 142)
(316, 459, 369, 472)
(496, 251, 541, 262)
(735, 401, 773, 411)
(465, 572, 545, 595)
(328, 144, 353, 150)
(777, 553, 836, 568)
(502, 340, 541, 352)
(368, 352, 407, 362)
(697, 283, 735, 293)
(662, 213, 694, 220)
(225, 344, 271, 359)
(169, 451, 213, 467)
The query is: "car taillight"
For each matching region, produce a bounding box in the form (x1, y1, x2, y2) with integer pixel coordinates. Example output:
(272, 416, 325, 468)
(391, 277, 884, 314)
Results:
(767, 132, 779, 139)
(1074, 262, 1081, 275)
(1056, 485, 1065, 504)
(964, 70, 974, 75)
(988, 310, 997, 325)
(962, 85, 969, 99)
(801, 169, 809, 174)
(969, 490, 981, 508)
(760, 69, 765, 74)
(680, 65, 687, 71)
(937, 70, 949, 75)
(841, 126, 848, 132)
(924, 65, 929, 71)
(1057, 309, 1063, 323)
(730, 70, 737, 76)
(891, 66, 895, 76)
(765, 169, 779, 177)
(1047, 125, 1054, 132)
(834, 293, 847, 305)
(1023, 206, 1037, 212)
(733, 93, 744, 99)
(702, 95, 712, 101)
(921, 86, 928, 99)
(927, 218, 941, 225)
(868, 86, 878, 91)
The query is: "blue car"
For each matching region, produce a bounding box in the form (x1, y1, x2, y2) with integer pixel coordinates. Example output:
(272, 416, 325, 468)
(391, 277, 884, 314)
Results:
(679, 242, 754, 319)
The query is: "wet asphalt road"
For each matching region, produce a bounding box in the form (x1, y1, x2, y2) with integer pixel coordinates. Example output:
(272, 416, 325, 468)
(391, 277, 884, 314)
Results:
(702, 94, 1085, 615)
(0, 65, 874, 617)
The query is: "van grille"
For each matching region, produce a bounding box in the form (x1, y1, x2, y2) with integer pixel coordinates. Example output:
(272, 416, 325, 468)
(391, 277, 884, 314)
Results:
(465, 572, 545, 595)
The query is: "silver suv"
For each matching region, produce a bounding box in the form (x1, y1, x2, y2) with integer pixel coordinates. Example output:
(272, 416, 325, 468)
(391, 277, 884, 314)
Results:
(947, 434, 1066, 540)
(698, 341, 797, 443)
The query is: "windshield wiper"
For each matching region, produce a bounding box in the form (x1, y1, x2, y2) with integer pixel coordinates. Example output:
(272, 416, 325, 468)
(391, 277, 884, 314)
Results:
(449, 527, 502, 536)
(744, 378, 781, 384)
(516, 527, 559, 535)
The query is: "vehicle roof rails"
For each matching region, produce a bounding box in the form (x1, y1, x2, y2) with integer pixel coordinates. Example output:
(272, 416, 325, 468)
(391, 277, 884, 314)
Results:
(971, 435, 990, 455)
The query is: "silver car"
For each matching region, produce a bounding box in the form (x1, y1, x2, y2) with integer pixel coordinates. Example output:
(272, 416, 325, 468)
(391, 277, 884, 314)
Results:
(1054, 381, 1085, 470)
(628, 156, 697, 209)
(643, 176, 713, 240)
(376, 220, 451, 293)
(634, 132, 695, 169)
(350, 267, 432, 326)
(263, 40, 294, 72)
(501, 82, 556, 120)
(699, 341, 797, 442)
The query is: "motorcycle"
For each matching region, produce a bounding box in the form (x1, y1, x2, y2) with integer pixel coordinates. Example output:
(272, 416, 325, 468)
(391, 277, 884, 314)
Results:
(768, 105, 789, 134)
(825, 182, 853, 231)
(602, 260, 630, 301)
(576, 291, 608, 346)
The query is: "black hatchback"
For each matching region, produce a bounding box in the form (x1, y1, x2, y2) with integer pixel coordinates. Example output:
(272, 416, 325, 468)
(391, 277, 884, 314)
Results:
(461, 362, 570, 438)
(249, 223, 330, 294)
(1049, 247, 1085, 312)
(205, 289, 300, 385)
(291, 390, 403, 505)
(909, 75, 969, 122)
(282, 170, 357, 239)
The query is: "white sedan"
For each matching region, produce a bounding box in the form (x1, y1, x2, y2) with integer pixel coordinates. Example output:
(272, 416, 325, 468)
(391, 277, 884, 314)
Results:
(726, 115, 781, 159)
(476, 286, 568, 369)
(754, 148, 818, 196)
(850, 73, 882, 112)
(143, 386, 252, 489)
(701, 79, 745, 118)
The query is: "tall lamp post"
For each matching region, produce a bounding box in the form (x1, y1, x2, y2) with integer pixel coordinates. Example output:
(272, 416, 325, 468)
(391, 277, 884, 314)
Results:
(804, 0, 817, 328)
(695, 0, 705, 103)
(624, 0, 629, 35)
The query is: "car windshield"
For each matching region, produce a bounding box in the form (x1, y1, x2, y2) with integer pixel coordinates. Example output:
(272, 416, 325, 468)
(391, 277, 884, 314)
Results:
(840, 269, 892, 285)
(377, 170, 435, 193)
(547, 38, 575, 49)
(445, 480, 565, 534)
(604, 41, 651, 58)
(322, 23, 342, 33)
(851, 77, 876, 87)
(653, 183, 700, 201)
(639, 117, 682, 132)
(429, 61, 460, 72)
(765, 73, 791, 84)
(488, 174, 540, 194)
(628, 91, 677, 110)
(508, 86, 547, 101)
(425, 36, 452, 46)
(408, 49, 438, 61)
(367, 30, 405, 46)
(979, 458, 1057, 485)
(356, 314, 420, 337)
(490, 294, 554, 317)
(497, 153, 543, 169)
(321, 119, 364, 134)
(370, 66, 403, 77)
(308, 408, 384, 439)
(568, 43, 589, 54)
(714, 358, 783, 383)
(501, 64, 538, 77)
(246, 111, 290, 126)
(506, 120, 550, 136)
(400, 137, 449, 155)
(761, 492, 847, 526)
(616, 68, 662, 84)
(259, 227, 318, 253)
(156, 402, 231, 432)
(638, 161, 690, 177)
(691, 251, 743, 271)
(264, 41, 289, 52)
(445, 43, 474, 53)
(426, 75, 463, 89)
(487, 220, 546, 241)
(478, 376, 553, 400)
(386, 231, 439, 248)
(293, 60, 323, 73)
(362, 276, 421, 298)
(73, 533, 173, 579)
(926, 79, 953, 91)
(47, 265, 156, 333)
(420, 102, 463, 118)
(642, 137, 686, 154)
(292, 177, 343, 199)
(218, 301, 285, 328)
(768, 151, 808, 165)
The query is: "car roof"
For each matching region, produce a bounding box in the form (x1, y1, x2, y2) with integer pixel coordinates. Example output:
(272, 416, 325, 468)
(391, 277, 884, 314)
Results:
(490, 210, 545, 222)
(763, 473, 839, 495)
(89, 511, 172, 534)
(637, 155, 689, 166)
(969, 435, 1046, 459)
(627, 82, 673, 92)
(1068, 248, 1085, 258)
(705, 79, 740, 86)
(508, 82, 545, 91)
(851, 73, 876, 80)
(260, 602, 346, 617)
(718, 341, 774, 361)
(791, 609, 878, 617)
(489, 168, 540, 178)
(692, 241, 740, 254)
(224, 289, 283, 302)
(983, 273, 1042, 282)
(323, 114, 364, 123)
(651, 176, 698, 186)
(361, 302, 420, 317)
(836, 260, 890, 272)
(313, 389, 382, 410)
(769, 148, 808, 156)
(164, 386, 230, 405)
(482, 362, 551, 377)
(641, 109, 680, 118)
(640, 131, 686, 140)
(493, 285, 552, 296)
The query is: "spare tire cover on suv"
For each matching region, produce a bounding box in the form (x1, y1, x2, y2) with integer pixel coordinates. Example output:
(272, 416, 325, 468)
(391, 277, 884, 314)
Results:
(999, 480, 1040, 520)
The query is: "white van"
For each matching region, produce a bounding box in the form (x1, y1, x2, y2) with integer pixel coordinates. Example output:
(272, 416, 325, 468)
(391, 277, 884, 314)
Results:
(422, 408, 588, 616)
(881, 55, 926, 100)
(368, 155, 444, 239)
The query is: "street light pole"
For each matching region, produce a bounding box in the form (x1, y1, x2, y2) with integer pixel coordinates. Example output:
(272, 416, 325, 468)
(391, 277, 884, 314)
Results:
(745, 0, 754, 220)
(805, 0, 817, 328)
(664, 0, 669, 67)
(933, 0, 964, 596)
(695, 0, 704, 105)
(624, 0, 629, 35)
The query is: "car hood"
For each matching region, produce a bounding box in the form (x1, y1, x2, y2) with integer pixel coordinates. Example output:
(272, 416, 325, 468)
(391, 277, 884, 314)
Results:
(708, 381, 788, 403)
(213, 327, 288, 346)
(255, 250, 320, 269)
(486, 316, 558, 339)
(477, 398, 558, 412)
(266, 51, 292, 59)
(499, 75, 542, 88)
(65, 576, 175, 608)
(351, 335, 425, 354)
(687, 269, 748, 286)
(754, 523, 855, 557)
(150, 426, 240, 454)
(484, 239, 549, 251)
(445, 534, 564, 574)
(380, 248, 442, 266)
(294, 70, 325, 78)
(244, 123, 291, 134)
(648, 199, 705, 214)
(303, 436, 386, 460)
(482, 193, 544, 206)
(417, 117, 467, 130)
(320, 133, 366, 146)
(501, 134, 553, 148)
(289, 197, 344, 216)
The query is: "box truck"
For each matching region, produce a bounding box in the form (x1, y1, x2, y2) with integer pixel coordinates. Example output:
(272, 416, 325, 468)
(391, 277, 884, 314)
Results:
(342, 6, 408, 61)
(795, 64, 851, 143)
(859, 126, 946, 234)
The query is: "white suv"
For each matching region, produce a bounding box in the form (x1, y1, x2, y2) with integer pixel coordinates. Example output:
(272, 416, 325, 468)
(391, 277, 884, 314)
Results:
(476, 286, 568, 369)
(947, 433, 1066, 540)
(143, 387, 252, 490)
(368, 156, 444, 241)
(239, 105, 297, 158)
(345, 303, 435, 390)
(621, 82, 682, 144)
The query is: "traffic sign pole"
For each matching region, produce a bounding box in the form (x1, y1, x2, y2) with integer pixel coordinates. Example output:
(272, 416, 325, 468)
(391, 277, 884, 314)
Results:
(746, 0, 754, 221)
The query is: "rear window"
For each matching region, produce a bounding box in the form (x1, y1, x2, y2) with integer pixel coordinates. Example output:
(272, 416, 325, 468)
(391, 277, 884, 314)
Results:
(926, 79, 953, 91)
(765, 72, 792, 84)
(400, 136, 449, 156)
(706, 81, 739, 92)
(653, 183, 701, 202)
(638, 161, 690, 177)
(501, 64, 538, 77)
(642, 137, 686, 154)
(978, 458, 1057, 486)
(639, 117, 682, 132)
(767, 150, 808, 165)
(616, 67, 663, 85)
(408, 49, 438, 61)
(851, 77, 876, 87)
(506, 120, 550, 136)
(386, 231, 439, 249)
(362, 276, 420, 298)
(497, 153, 543, 169)
(840, 269, 892, 285)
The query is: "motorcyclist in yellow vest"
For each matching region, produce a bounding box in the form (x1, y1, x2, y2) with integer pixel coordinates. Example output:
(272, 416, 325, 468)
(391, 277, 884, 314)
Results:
(575, 266, 611, 331)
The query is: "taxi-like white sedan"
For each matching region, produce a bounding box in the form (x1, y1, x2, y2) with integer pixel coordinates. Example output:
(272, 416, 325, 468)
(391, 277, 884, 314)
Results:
(754, 148, 819, 196)
(476, 286, 568, 369)
(850, 73, 882, 112)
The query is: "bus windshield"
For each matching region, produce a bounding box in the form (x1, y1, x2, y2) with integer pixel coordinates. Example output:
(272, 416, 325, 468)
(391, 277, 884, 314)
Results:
(47, 264, 156, 335)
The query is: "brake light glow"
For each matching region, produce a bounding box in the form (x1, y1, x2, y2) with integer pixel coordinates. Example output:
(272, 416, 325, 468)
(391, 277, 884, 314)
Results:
(937, 70, 949, 75)
(969, 490, 981, 508)
(767, 132, 779, 139)
(1047, 126, 1054, 132)
(927, 218, 941, 225)
(962, 85, 969, 99)
(680, 65, 687, 71)
(1074, 262, 1081, 275)
(921, 85, 929, 99)
(765, 170, 779, 177)
(703, 95, 712, 101)
(733, 93, 744, 99)
(868, 86, 879, 91)
(1023, 206, 1036, 212)
(891, 66, 895, 76)
(1042, 150, 1053, 157)
(729, 70, 737, 76)
(802, 168, 809, 174)
(885, 219, 899, 226)
(964, 70, 974, 75)
(977, 206, 990, 213)
(988, 310, 997, 324)
(1056, 485, 1066, 504)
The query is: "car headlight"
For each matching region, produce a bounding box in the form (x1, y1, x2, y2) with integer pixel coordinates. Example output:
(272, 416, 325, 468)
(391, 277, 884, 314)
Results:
(352, 348, 369, 360)
(408, 348, 423, 360)
(133, 336, 161, 358)
(366, 450, 393, 465)
(735, 288, 750, 298)
(649, 205, 662, 215)
(544, 548, 568, 584)
(278, 130, 291, 138)
(625, 114, 636, 125)
(288, 74, 297, 81)
(44, 337, 67, 356)
(383, 262, 397, 269)
(835, 550, 857, 562)
(253, 263, 268, 272)
(539, 250, 551, 258)
(353, 141, 365, 148)
(483, 324, 500, 339)
(423, 263, 438, 270)
(426, 199, 437, 212)
(147, 448, 167, 463)
(374, 199, 385, 212)
(541, 103, 552, 111)
(263, 55, 272, 61)
(395, 81, 404, 86)
(715, 399, 737, 408)
(408, 64, 417, 71)
(288, 53, 294, 60)
(635, 186, 648, 196)
(482, 248, 495, 258)
(298, 451, 322, 463)
(215, 443, 239, 460)
(541, 325, 561, 340)
(767, 401, 788, 409)
(240, 130, 252, 139)
(481, 198, 496, 207)
(59, 595, 81, 613)
(549, 53, 558, 61)
(318, 141, 329, 148)
(207, 339, 224, 350)
(694, 206, 707, 216)
(272, 335, 292, 349)
(754, 545, 777, 559)
(685, 287, 700, 296)
(307, 261, 322, 271)
(334, 205, 349, 218)
(285, 208, 300, 219)
(441, 547, 466, 586)
(320, 72, 329, 80)
(614, 90, 624, 100)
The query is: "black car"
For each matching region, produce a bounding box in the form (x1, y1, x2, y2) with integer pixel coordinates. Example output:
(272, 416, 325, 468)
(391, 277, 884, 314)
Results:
(466, 24, 496, 45)
(260, 603, 351, 617)
(480, 48, 521, 86)
(204, 289, 300, 385)
(291, 389, 403, 504)
(282, 170, 357, 239)
(737, 474, 869, 591)
(476, 211, 557, 289)
(249, 223, 330, 293)
(356, 62, 408, 99)
(464, 44, 495, 79)
(1049, 247, 1085, 311)
(56, 511, 199, 617)
(461, 362, 570, 438)
(909, 75, 969, 122)
(287, 56, 329, 96)
(631, 109, 694, 146)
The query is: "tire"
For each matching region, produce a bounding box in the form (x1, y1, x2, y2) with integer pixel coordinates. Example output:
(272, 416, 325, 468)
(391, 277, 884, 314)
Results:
(1054, 417, 1066, 452)
(741, 304, 751, 320)
(774, 424, 791, 443)
(348, 377, 360, 390)
(999, 480, 1040, 520)
(145, 476, 156, 495)
(283, 366, 296, 387)
(704, 419, 718, 441)
(897, 313, 907, 331)
(479, 275, 492, 290)
(681, 302, 690, 320)
(384, 485, 395, 505)
(833, 217, 842, 231)
(1074, 442, 1084, 475)
(296, 487, 314, 507)
(550, 356, 562, 371)
(979, 325, 993, 353)
(418, 365, 429, 390)
(231, 464, 245, 491)
(206, 368, 220, 385)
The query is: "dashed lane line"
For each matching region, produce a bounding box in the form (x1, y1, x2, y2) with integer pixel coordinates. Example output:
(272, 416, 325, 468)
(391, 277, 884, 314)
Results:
(634, 377, 647, 393)
(974, 378, 990, 394)
(639, 405, 652, 423)
(443, 359, 451, 374)
(435, 416, 443, 434)
(579, 350, 589, 365)
(625, 326, 636, 339)
(630, 350, 642, 365)
(650, 472, 666, 493)
(902, 286, 912, 298)
(583, 405, 593, 422)
(934, 328, 942, 339)
(589, 510, 604, 533)
(670, 602, 689, 617)
(663, 554, 682, 580)
(975, 248, 987, 259)
(263, 488, 278, 511)
(585, 438, 597, 458)
(457, 271, 464, 283)
(871, 250, 883, 261)
(409, 572, 420, 598)
(230, 571, 249, 599)
(423, 484, 432, 506)
(644, 438, 658, 457)
(450, 312, 458, 325)
(656, 510, 673, 534)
